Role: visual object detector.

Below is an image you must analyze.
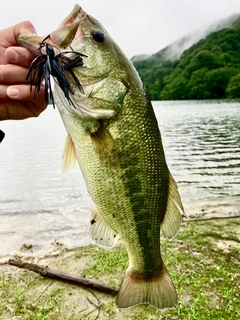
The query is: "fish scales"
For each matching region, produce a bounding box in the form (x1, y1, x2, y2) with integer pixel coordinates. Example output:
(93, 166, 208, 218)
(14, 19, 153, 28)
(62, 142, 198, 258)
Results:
(58, 83, 167, 275)
(18, 3, 184, 310)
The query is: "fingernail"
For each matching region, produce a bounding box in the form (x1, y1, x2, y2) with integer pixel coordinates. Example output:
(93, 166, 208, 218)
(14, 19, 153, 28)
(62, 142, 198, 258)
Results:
(7, 87, 19, 97)
(6, 49, 18, 62)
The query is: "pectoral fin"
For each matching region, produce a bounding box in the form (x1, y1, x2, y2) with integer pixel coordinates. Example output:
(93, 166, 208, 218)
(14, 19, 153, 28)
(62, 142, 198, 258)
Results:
(62, 135, 77, 172)
(90, 204, 119, 248)
(161, 172, 185, 239)
(90, 120, 120, 166)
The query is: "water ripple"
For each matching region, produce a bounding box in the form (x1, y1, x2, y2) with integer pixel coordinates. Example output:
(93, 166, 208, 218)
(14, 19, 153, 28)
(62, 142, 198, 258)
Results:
(154, 100, 240, 216)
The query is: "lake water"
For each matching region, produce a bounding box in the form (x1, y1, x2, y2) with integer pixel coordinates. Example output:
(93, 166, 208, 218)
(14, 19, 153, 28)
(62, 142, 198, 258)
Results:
(0, 100, 240, 260)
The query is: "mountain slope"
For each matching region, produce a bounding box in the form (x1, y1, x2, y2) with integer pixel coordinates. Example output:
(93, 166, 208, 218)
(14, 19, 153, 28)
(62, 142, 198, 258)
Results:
(133, 19, 240, 100)
(131, 12, 240, 63)
(163, 12, 240, 61)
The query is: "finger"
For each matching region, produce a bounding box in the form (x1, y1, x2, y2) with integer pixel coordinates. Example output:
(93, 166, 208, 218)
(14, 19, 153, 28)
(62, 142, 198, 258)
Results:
(0, 85, 8, 100)
(2, 21, 37, 47)
(6, 47, 36, 68)
(0, 99, 47, 120)
(7, 84, 46, 104)
(0, 64, 29, 84)
(1, 85, 48, 120)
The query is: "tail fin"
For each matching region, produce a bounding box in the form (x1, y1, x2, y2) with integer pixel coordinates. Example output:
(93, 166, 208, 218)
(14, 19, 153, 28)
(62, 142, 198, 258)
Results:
(116, 263, 177, 309)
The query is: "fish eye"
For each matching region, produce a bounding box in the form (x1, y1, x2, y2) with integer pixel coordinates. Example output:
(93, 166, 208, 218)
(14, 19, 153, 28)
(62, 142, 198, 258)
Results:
(92, 30, 105, 43)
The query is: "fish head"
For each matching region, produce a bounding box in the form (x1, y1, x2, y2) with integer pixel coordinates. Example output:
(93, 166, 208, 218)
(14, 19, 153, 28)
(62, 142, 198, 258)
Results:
(18, 4, 129, 121)
(50, 4, 119, 82)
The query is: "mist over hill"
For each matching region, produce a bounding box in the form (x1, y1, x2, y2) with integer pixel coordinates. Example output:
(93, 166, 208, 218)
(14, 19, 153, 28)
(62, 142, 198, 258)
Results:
(132, 13, 240, 101)
(131, 12, 240, 63)
(163, 12, 240, 61)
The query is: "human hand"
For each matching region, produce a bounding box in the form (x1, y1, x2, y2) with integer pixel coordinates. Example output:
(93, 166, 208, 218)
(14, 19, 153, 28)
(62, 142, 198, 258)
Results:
(0, 21, 47, 121)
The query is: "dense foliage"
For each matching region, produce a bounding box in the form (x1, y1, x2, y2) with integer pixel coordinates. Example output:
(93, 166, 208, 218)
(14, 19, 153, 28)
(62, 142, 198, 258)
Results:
(133, 26, 240, 100)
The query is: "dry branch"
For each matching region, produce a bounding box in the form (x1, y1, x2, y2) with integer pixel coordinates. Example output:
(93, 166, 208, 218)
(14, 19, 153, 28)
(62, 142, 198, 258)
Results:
(8, 259, 118, 296)
(183, 213, 240, 222)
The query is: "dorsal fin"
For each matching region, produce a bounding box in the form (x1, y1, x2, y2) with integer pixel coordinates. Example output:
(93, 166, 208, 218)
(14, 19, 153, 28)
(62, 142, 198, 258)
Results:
(161, 172, 185, 239)
(62, 135, 77, 172)
(90, 204, 119, 248)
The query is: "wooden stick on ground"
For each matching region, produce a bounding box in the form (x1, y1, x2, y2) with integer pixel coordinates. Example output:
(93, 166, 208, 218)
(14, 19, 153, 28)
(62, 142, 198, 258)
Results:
(182, 213, 240, 222)
(8, 259, 119, 296)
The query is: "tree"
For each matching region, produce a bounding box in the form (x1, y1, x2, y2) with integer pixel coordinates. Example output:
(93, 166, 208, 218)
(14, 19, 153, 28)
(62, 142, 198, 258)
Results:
(187, 68, 208, 99)
(160, 76, 188, 100)
(187, 50, 223, 73)
(226, 73, 240, 98)
(203, 68, 239, 98)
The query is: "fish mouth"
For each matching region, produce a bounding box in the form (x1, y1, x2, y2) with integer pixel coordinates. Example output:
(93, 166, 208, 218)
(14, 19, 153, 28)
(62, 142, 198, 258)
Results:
(50, 4, 87, 48)
(18, 4, 87, 53)
(57, 4, 86, 28)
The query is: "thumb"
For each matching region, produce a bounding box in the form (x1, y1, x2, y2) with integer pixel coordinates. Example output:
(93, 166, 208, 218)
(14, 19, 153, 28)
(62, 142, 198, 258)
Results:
(3, 21, 37, 47)
(15, 20, 37, 39)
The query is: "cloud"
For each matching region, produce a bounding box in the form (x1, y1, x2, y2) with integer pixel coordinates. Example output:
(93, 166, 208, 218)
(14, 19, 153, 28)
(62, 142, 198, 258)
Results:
(1, 0, 240, 57)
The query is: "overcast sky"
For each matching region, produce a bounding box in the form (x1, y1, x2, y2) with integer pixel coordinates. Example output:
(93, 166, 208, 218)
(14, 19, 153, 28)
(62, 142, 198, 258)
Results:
(1, 0, 240, 58)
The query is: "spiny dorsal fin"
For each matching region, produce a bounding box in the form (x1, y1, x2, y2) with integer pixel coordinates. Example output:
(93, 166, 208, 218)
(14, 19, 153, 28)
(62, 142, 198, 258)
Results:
(161, 172, 185, 239)
(62, 135, 76, 172)
(90, 204, 119, 248)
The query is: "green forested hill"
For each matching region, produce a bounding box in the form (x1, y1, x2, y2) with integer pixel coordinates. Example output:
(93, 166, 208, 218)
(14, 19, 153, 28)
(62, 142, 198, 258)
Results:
(133, 26, 240, 100)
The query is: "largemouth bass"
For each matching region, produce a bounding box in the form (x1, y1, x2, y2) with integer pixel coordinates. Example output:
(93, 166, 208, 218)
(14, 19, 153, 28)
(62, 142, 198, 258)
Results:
(18, 4, 184, 309)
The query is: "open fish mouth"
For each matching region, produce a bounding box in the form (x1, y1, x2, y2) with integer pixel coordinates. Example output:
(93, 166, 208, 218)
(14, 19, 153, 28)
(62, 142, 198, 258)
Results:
(50, 4, 87, 48)
(17, 4, 87, 52)
(57, 4, 86, 28)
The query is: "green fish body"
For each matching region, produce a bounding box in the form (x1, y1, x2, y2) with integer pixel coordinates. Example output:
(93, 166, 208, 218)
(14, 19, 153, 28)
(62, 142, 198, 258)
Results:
(18, 4, 184, 309)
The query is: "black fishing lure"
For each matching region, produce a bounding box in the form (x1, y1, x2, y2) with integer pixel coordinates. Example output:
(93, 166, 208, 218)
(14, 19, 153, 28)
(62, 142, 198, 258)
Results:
(27, 35, 86, 107)
(0, 130, 5, 143)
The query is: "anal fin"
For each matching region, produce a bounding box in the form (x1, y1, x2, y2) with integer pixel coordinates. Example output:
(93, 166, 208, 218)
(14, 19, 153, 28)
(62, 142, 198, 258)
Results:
(90, 204, 119, 248)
